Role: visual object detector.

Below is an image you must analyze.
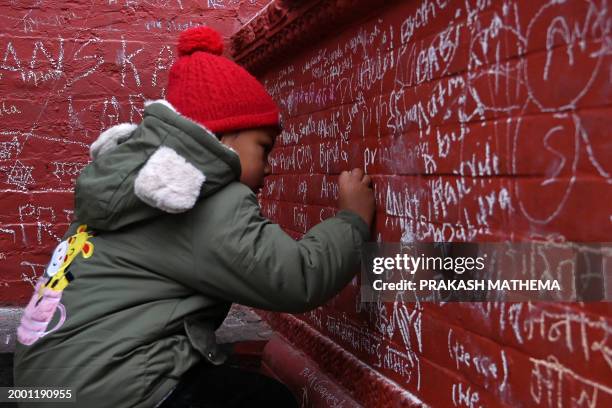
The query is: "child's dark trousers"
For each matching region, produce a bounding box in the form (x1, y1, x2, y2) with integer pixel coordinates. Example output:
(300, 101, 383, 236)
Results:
(158, 361, 298, 407)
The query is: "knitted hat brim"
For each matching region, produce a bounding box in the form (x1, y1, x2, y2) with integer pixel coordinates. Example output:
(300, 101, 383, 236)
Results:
(202, 110, 280, 134)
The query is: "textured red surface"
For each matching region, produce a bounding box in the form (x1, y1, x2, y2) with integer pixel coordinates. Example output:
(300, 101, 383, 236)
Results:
(0, 0, 268, 303)
(1, 1, 611, 406)
(254, 0, 612, 406)
(261, 334, 363, 407)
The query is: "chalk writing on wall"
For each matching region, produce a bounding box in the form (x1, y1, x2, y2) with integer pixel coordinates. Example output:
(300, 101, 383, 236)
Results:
(259, 0, 611, 406)
(0, 0, 269, 302)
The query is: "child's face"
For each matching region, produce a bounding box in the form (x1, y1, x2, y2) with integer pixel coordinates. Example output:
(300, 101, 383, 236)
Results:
(220, 127, 277, 193)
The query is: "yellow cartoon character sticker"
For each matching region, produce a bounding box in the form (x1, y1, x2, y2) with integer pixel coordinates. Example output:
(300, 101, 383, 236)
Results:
(18, 224, 95, 346)
(40, 224, 95, 296)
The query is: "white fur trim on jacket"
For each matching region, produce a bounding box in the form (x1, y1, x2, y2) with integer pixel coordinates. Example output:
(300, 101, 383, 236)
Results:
(134, 146, 206, 213)
(90, 123, 137, 160)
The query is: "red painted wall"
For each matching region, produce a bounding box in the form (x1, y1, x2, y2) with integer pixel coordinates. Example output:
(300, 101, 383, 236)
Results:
(0, 0, 268, 304)
(1, 0, 610, 406)
(256, 0, 612, 406)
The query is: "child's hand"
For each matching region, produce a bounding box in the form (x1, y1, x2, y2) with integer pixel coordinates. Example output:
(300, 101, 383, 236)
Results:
(338, 168, 375, 228)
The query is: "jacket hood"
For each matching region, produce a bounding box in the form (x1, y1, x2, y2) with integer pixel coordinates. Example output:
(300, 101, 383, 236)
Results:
(74, 100, 241, 231)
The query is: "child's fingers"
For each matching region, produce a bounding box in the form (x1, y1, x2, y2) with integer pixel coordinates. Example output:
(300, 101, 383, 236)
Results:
(351, 168, 364, 179)
(362, 175, 372, 186)
(339, 170, 350, 182)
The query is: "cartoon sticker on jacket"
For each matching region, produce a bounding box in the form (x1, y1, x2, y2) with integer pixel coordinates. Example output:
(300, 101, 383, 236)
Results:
(17, 225, 95, 346)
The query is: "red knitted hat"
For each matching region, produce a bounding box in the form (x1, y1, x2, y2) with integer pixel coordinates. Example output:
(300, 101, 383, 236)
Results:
(166, 27, 280, 134)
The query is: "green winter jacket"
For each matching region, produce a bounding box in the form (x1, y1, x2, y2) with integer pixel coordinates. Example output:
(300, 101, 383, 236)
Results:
(13, 101, 369, 408)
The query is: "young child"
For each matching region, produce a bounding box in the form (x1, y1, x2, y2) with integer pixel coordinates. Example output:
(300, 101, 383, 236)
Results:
(13, 27, 374, 407)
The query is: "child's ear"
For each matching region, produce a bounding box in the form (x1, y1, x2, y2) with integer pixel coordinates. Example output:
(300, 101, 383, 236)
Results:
(219, 132, 238, 149)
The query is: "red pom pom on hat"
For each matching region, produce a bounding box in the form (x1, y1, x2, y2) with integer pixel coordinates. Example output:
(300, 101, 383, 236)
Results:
(177, 26, 224, 56)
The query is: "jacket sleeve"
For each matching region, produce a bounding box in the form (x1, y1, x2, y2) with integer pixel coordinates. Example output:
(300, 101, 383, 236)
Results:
(191, 186, 370, 313)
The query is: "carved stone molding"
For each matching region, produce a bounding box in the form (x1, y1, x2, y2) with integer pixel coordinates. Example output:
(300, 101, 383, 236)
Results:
(231, 0, 399, 75)
(259, 311, 422, 407)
